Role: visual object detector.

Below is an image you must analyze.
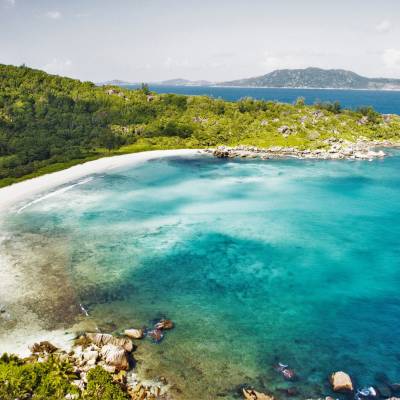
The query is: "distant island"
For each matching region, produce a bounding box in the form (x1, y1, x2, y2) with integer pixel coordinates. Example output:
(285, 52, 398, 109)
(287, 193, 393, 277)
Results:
(218, 67, 400, 90)
(157, 78, 213, 86)
(102, 67, 400, 90)
(97, 78, 213, 87)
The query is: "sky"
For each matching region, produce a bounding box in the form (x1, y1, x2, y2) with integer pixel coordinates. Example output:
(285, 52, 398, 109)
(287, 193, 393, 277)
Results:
(1, 0, 400, 82)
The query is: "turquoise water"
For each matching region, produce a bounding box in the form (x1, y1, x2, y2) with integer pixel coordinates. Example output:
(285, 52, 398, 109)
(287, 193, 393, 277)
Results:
(124, 85, 400, 114)
(4, 153, 400, 399)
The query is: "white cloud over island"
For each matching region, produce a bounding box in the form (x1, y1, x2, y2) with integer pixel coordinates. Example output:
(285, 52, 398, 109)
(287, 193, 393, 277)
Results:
(382, 49, 400, 70)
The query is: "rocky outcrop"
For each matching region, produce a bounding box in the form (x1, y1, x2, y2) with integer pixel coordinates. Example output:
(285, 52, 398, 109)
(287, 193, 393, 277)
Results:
(86, 332, 133, 352)
(124, 328, 144, 339)
(100, 344, 129, 371)
(208, 139, 392, 161)
(330, 371, 354, 392)
(243, 388, 274, 400)
(29, 341, 58, 354)
(277, 125, 293, 137)
(25, 330, 172, 399)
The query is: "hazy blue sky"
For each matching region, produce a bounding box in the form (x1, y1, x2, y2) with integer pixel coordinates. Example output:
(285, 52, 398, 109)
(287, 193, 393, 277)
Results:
(1, 0, 400, 82)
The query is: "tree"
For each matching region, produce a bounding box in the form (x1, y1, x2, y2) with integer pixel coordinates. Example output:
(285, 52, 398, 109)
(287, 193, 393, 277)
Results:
(98, 130, 124, 152)
(140, 83, 150, 95)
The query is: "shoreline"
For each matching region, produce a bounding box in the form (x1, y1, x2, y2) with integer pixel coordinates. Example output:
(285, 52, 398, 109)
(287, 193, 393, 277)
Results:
(0, 149, 201, 359)
(0, 149, 202, 215)
(1, 148, 400, 399)
(207, 140, 400, 161)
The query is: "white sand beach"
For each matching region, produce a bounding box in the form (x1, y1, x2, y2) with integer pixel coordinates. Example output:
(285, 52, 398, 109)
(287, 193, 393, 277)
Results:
(0, 149, 202, 214)
(0, 149, 202, 356)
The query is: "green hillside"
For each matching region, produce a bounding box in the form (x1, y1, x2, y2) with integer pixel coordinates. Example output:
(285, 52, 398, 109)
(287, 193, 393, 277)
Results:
(0, 64, 399, 187)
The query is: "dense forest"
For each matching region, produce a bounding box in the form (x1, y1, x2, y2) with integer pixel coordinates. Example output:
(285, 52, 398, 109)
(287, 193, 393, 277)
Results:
(0, 64, 399, 187)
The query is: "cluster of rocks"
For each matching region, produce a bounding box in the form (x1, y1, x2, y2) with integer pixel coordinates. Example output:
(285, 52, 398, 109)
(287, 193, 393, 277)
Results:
(124, 318, 174, 343)
(243, 388, 274, 400)
(207, 139, 390, 161)
(105, 88, 129, 101)
(242, 369, 400, 400)
(27, 319, 175, 400)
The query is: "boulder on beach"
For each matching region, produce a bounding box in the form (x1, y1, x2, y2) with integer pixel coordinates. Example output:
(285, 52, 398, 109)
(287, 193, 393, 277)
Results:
(330, 371, 353, 392)
(242, 388, 274, 400)
(124, 328, 144, 339)
(87, 332, 133, 352)
(83, 350, 98, 365)
(100, 344, 129, 370)
(29, 341, 58, 354)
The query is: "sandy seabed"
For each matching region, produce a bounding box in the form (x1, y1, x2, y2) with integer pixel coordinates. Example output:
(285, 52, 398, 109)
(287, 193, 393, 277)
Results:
(0, 149, 201, 356)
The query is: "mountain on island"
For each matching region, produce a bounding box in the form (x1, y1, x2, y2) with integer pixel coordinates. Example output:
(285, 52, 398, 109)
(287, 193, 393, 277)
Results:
(218, 67, 400, 90)
(157, 78, 214, 86)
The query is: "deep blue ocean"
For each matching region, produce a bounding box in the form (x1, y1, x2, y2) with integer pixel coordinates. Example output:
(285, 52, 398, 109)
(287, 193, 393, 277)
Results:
(124, 85, 400, 114)
(4, 151, 400, 399)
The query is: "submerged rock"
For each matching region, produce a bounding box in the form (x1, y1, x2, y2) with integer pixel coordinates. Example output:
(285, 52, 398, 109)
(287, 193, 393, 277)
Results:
(147, 329, 164, 343)
(154, 319, 174, 330)
(282, 368, 296, 380)
(274, 362, 296, 380)
(356, 386, 379, 400)
(330, 371, 353, 392)
(390, 383, 400, 393)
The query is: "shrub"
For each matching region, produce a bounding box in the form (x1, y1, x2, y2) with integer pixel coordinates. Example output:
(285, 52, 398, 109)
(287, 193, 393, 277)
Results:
(84, 366, 129, 400)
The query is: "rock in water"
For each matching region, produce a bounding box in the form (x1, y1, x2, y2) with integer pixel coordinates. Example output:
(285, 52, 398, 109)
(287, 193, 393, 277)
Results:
(100, 344, 129, 370)
(148, 329, 164, 343)
(282, 368, 296, 380)
(124, 328, 144, 339)
(154, 319, 174, 330)
(86, 333, 133, 352)
(242, 388, 274, 400)
(330, 371, 354, 392)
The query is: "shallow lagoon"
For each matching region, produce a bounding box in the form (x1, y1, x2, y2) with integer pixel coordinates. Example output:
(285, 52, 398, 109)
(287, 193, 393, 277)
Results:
(3, 152, 400, 399)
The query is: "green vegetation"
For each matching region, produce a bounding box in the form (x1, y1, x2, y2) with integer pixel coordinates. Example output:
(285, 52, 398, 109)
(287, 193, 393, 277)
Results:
(1, 63, 399, 187)
(0, 354, 129, 400)
(85, 367, 129, 400)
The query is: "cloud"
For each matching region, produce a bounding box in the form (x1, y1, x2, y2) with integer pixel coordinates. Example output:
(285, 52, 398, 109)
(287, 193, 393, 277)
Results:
(262, 51, 303, 70)
(45, 11, 62, 19)
(376, 20, 392, 33)
(382, 49, 400, 70)
(3, 0, 15, 7)
(164, 57, 191, 69)
(42, 59, 72, 75)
